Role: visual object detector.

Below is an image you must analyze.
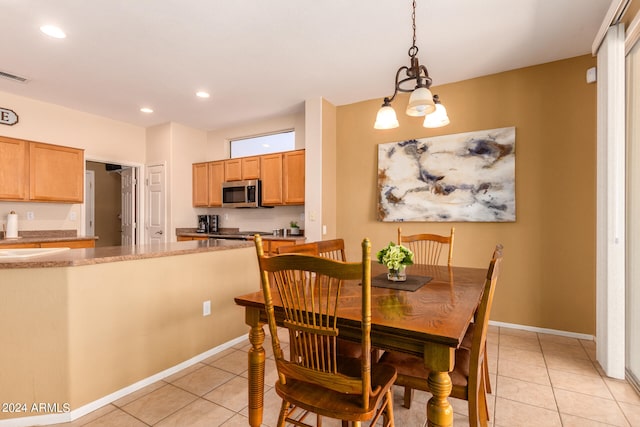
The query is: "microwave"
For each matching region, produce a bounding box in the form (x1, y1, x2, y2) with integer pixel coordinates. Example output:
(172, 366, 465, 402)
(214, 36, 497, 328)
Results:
(222, 179, 262, 208)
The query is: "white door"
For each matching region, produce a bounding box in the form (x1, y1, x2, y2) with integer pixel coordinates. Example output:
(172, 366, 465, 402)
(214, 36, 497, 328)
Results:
(85, 170, 95, 236)
(121, 167, 136, 246)
(146, 164, 165, 244)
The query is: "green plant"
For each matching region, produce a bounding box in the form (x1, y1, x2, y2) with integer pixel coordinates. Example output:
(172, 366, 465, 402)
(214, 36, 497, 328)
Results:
(376, 242, 414, 270)
(289, 221, 299, 228)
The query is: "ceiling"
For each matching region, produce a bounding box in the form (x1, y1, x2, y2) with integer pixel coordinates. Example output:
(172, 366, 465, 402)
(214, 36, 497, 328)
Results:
(0, 0, 611, 132)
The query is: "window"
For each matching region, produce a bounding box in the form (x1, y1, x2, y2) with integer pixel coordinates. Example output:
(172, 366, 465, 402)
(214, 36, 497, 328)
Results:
(230, 131, 295, 158)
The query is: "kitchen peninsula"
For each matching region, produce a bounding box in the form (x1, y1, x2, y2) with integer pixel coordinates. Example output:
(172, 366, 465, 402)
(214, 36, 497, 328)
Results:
(0, 239, 259, 425)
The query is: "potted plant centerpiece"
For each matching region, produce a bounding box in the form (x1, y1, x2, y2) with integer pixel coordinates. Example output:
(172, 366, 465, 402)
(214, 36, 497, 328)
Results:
(377, 242, 414, 282)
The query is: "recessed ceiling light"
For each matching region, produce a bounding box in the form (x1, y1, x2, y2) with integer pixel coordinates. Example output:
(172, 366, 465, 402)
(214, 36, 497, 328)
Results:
(196, 91, 210, 98)
(140, 107, 154, 113)
(40, 25, 66, 39)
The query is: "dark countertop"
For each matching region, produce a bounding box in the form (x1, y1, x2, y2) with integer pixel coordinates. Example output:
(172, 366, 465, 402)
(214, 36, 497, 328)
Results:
(0, 239, 252, 269)
(176, 227, 306, 242)
(0, 230, 99, 246)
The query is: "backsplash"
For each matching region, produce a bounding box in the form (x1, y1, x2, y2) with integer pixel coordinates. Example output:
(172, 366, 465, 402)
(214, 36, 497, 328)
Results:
(200, 205, 305, 233)
(0, 202, 83, 235)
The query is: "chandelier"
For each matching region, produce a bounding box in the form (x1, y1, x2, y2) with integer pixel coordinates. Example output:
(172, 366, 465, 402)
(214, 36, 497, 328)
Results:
(374, 0, 449, 129)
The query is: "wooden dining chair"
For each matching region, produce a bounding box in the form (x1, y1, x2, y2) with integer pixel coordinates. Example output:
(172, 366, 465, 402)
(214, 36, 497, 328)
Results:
(379, 245, 503, 427)
(255, 235, 397, 427)
(277, 238, 364, 360)
(397, 227, 455, 266)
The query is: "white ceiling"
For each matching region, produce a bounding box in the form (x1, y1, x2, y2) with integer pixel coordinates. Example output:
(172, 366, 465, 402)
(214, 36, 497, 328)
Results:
(0, 0, 611, 131)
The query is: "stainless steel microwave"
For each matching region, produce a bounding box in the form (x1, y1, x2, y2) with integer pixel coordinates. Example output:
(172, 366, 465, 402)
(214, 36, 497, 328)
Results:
(222, 179, 261, 208)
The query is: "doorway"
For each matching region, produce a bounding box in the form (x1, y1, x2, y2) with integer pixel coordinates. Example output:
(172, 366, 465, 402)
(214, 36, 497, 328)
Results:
(85, 161, 140, 247)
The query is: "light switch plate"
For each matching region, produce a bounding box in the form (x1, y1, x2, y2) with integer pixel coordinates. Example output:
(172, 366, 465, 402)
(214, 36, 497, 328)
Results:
(203, 300, 211, 316)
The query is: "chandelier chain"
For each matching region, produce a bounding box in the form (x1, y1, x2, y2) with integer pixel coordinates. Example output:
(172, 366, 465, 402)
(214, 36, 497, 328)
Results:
(412, 0, 417, 48)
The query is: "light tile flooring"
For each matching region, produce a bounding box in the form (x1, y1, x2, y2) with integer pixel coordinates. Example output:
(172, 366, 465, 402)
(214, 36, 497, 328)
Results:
(50, 326, 640, 427)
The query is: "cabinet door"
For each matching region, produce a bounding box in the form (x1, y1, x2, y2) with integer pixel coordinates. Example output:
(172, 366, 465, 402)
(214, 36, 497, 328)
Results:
(225, 159, 242, 181)
(208, 161, 225, 206)
(284, 150, 305, 204)
(192, 162, 209, 207)
(242, 156, 261, 180)
(260, 153, 283, 205)
(0, 136, 29, 200)
(29, 143, 84, 203)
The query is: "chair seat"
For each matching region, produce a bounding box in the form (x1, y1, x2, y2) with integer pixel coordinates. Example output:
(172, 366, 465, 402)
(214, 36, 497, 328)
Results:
(378, 347, 471, 389)
(274, 361, 397, 422)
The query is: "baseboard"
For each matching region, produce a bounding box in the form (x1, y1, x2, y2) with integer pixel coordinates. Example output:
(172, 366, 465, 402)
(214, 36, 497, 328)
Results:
(0, 335, 247, 427)
(627, 368, 640, 395)
(489, 320, 595, 341)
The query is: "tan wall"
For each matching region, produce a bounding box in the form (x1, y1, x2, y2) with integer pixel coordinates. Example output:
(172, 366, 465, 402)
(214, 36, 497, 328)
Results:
(0, 246, 259, 420)
(336, 55, 597, 335)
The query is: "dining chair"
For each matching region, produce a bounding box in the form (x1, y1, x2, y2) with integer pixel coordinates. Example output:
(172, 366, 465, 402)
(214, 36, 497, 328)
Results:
(255, 235, 397, 427)
(378, 244, 503, 427)
(276, 238, 365, 360)
(397, 226, 455, 266)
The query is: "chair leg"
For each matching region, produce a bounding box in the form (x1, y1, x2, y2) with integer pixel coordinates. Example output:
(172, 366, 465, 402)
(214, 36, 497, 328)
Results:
(385, 388, 395, 427)
(479, 374, 489, 425)
(403, 386, 413, 409)
(277, 399, 289, 427)
(483, 347, 492, 394)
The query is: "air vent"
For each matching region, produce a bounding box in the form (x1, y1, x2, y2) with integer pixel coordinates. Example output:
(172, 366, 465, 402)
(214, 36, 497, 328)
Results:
(0, 70, 29, 84)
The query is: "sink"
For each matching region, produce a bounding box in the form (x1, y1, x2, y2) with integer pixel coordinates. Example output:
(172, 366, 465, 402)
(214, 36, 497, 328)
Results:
(0, 247, 71, 258)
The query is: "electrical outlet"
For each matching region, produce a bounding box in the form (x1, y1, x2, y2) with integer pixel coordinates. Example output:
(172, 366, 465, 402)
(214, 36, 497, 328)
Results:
(26, 211, 34, 220)
(70, 212, 77, 221)
(203, 300, 211, 316)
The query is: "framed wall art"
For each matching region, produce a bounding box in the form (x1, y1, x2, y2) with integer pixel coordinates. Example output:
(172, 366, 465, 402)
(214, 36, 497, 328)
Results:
(377, 126, 516, 222)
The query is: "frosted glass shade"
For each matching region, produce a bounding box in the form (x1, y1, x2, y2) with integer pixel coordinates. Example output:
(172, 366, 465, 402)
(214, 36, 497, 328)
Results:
(423, 103, 450, 128)
(406, 87, 436, 116)
(374, 105, 399, 129)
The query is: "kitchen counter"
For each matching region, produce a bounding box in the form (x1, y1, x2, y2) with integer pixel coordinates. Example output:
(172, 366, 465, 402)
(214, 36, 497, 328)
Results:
(0, 229, 98, 247)
(1, 239, 259, 424)
(0, 238, 251, 269)
(176, 227, 306, 242)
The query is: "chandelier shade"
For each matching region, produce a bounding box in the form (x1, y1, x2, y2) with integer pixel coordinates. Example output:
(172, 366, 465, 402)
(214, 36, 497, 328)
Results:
(374, 0, 449, 129)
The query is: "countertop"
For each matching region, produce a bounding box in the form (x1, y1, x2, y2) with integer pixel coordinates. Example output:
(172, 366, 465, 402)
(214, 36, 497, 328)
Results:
(0, 239, 252, 269)
(0, 230, 99, 246)
(176, 228, 306, 241)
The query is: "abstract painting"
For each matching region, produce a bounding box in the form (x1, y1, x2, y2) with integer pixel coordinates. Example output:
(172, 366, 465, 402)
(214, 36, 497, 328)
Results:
(377, 126, 516, 222)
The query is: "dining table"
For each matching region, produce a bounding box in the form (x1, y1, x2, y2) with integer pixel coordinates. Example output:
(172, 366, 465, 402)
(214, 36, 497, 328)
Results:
(234, 262, 487, 427)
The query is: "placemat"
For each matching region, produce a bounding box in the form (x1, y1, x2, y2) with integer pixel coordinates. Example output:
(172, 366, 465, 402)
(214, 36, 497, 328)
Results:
(371, 273, 432, 292)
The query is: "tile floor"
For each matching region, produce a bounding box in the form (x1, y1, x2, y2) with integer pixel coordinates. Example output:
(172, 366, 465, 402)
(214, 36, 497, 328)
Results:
(49, 326, 640, 427)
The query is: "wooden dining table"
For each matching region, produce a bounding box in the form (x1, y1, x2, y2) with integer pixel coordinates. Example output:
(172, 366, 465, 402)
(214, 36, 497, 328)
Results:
(234, 262, 487, 427)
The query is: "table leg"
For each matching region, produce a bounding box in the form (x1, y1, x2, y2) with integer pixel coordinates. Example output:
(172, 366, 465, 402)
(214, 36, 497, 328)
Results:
(427, 371, 454, 426)
(246, 308, 266, 427)
(423, 343, 455, 427)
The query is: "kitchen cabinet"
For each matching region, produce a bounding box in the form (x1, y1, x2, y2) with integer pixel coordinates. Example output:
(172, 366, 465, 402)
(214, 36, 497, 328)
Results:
(192, 161, 225, 207)
(207, 161, 225, 206)
(262, 238, 303, 255)
(283, 149, 305, 204)
(192, 162, 209, 207)
(0, 136, 84, 203)
(177, 235, 208, 242)
(260, 153, 283, 205)
(260, 150, 305, 206)
(225, 156, 260, 181)
(0, 136, 29, 200)
(29, 142, 84, 203)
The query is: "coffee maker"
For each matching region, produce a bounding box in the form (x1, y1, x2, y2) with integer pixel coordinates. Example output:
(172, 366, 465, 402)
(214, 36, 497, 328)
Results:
(197, 215, 219, 233)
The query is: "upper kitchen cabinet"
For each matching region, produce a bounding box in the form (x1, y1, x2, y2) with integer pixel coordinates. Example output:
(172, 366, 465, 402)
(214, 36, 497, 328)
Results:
(192, 162, 209, 207)
(0, 136, 84, 203)
(225, 156, 260, 181)
(0, 136, 29, 200)
(207, 161, 225, 206)
(192, 160, 225, 207)
(283, 149, 305, 204)
(29, 142, 84, 203)
(261, 153, 283, 205)
(261, 150, 305, 206)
